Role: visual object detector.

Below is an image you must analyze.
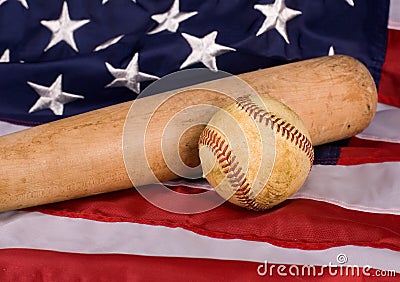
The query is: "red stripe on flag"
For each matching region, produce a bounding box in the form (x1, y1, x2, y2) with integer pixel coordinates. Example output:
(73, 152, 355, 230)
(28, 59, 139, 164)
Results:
(378, 28, 400, 107)
(29, 187, 400, 252)
(0, 249, 397, 282)
(338, 137, 400, 165)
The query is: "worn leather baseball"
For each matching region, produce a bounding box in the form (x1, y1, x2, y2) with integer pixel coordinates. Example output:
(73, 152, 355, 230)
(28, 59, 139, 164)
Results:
(198, 95, 314, 211)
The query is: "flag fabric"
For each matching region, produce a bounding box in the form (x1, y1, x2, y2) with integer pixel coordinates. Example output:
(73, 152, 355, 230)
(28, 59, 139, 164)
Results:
(0, 0, 390, 124)
(1, 0, 400, 281)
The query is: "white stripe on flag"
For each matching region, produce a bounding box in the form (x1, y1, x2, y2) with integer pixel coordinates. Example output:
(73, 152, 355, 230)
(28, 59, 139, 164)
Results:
(0, 121, 29, 136)
(293, 163, 400, 215)
(357, 103, 400, 143)
(389, 0, 400, 30)
(168, 162, 400, 215)
(0, 211, 398, 272)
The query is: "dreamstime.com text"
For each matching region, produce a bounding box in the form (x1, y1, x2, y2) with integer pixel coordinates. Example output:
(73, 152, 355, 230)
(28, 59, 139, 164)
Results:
(257, 254, 397, 278)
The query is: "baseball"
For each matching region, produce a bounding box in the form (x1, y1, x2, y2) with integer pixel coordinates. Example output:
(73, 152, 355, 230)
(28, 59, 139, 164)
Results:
(198, 95, 314, 211)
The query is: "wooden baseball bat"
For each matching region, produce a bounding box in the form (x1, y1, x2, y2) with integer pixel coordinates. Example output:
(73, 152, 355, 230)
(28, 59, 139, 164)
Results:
(0, 55, 377, 212)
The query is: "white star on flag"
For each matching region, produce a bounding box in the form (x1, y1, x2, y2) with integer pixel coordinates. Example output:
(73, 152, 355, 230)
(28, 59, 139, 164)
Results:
(102, 0, 135, 4)
(94, 35, 124, 52)
(105, 53, 159, 94)
(41, 1, 90, 52)
(148, 0, 198, 34)
(254, 0, 302, 44)
(0, 49, 10, 62)
(0, 0, 28, 9)
(346, 0, 354, 7)
(28, 75, 84, 116)
(328, 46, 335, 56)
(180, 31, 235, 72)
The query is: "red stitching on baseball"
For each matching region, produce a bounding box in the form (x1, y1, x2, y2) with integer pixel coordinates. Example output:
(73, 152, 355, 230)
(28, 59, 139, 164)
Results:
(199, 96, 314, 210)
(199, 127, 262, 211)
(235, 96, 314, 168)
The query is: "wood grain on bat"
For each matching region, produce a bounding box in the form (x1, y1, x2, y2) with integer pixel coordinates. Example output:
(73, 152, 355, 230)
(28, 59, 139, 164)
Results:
(0, 55, 377, 212)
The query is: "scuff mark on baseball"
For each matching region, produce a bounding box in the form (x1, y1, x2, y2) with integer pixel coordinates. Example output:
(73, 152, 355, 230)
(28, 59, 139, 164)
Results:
(198, 95, 314, 211)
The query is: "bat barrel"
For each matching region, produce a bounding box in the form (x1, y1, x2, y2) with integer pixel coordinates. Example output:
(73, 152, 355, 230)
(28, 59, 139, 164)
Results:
(240, 55, 377, 145)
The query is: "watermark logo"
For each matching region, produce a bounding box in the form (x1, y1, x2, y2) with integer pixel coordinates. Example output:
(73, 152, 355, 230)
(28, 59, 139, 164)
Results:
(122, 68, 275, 214)
(256, 254, 396, 278)
(336, 253, 348, 264)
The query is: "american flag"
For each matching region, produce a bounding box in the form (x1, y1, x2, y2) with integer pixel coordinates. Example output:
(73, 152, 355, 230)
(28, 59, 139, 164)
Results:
(0, 0, 399, 280)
